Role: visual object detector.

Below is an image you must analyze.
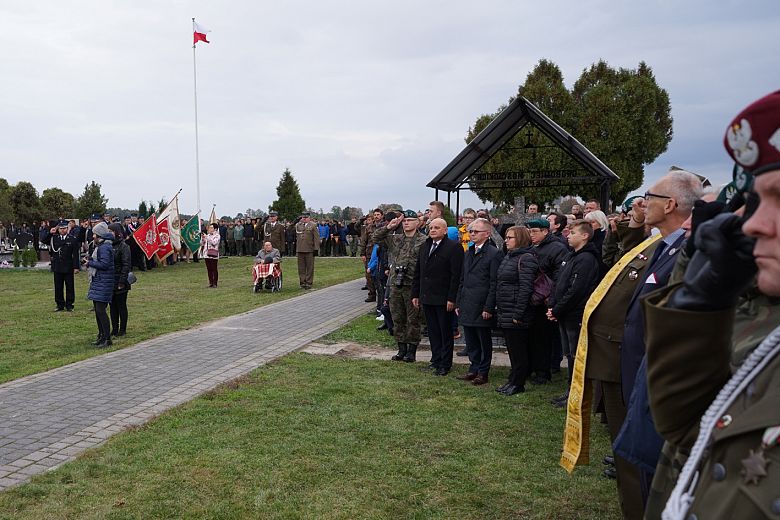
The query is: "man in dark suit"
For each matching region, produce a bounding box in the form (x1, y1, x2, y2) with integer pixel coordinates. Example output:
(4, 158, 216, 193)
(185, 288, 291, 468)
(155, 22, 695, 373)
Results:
(42, 219, 81, 311)
(613, 169, 703, 505)
(412, 218, 463, 376)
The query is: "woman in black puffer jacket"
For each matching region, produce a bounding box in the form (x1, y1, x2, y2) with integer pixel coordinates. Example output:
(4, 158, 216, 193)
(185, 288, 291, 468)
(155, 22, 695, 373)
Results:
(108, 223, 132, 338)
(495, 226, 538, 395)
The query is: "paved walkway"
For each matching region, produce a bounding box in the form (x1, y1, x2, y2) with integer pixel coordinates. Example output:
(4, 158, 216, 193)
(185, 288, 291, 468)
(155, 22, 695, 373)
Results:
(0, 279, 373, 490)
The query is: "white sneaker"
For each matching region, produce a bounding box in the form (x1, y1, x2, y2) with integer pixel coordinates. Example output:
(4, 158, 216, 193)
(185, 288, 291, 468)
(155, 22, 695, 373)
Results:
(376, 316, 385, 321)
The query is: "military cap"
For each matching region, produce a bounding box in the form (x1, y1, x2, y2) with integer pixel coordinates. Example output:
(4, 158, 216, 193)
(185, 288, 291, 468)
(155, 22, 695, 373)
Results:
(403, 209, 418, 219)
(269, 210, 278, 216)
(724, 90, 780, 176)
(526, 218, 550, 229)
(301, 211, 310, 217)
(621, 195, 641, 214)
(130, 212, 138, 217)
(57, 219, 69, 228)
(112, 216, 121, 223)
(90, 213, 101, 221)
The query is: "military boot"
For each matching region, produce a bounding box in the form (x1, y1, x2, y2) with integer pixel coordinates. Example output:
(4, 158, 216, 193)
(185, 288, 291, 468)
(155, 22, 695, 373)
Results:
(403, 343, 417, 363)
(391, 342, 408, 361)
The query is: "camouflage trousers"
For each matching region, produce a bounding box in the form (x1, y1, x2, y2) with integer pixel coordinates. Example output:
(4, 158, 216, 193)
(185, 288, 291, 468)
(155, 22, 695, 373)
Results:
(389, 285, 421, 345)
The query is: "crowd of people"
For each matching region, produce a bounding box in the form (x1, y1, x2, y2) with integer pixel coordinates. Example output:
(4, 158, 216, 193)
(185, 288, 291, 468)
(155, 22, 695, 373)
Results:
(355, 91, 780, 520)
(10, 87, 779, 520)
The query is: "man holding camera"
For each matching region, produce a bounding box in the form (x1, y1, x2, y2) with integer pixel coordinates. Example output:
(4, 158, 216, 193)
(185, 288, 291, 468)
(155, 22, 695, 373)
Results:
(373, 209, 427, 362)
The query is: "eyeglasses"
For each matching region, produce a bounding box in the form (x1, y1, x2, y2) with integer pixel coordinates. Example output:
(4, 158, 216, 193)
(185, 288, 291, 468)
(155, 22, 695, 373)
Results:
(644, 191, 672, 200)
(470, 229, 489, 234)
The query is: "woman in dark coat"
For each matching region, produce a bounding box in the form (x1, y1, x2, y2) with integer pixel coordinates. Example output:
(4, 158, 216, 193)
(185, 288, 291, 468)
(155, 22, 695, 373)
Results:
(85, 221, 115, 348)
(495, 226, 538, 395)
(108, 223, 132, 338)
(455, 219, 503, 384)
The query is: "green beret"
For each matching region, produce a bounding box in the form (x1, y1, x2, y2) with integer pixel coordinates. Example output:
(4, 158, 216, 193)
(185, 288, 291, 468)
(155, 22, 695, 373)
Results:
(621, 195, 641, 213)
(403, 210, 417, 219)
(526, 218, 549, 229)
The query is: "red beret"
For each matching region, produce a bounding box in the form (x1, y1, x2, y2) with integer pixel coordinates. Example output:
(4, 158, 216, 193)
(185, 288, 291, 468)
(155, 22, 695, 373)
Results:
(724, 90, 780, 176)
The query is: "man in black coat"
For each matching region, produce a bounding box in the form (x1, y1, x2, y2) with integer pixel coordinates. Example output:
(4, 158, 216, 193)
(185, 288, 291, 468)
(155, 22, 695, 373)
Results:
(412, 218, 463, 376)
(528, 218, 569, 384)
(547, 221, 601, 400)
(455, 218, 503, 384)
(43, 220, 80, 311)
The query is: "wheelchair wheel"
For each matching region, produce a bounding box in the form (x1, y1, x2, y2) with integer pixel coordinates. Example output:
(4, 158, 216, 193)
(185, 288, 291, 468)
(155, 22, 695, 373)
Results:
(272, 272, 283, 292)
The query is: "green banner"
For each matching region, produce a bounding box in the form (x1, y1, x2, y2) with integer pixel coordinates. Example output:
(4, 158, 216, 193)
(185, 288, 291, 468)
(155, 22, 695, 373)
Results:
(181, 216, 201, 253)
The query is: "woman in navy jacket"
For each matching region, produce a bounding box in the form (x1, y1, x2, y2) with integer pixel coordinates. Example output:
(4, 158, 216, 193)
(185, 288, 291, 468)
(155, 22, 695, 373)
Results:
(85, 222, 115, 348)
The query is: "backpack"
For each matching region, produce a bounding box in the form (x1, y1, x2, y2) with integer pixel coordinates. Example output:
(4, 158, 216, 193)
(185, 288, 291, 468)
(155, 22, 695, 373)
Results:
(519, 253, 554, 306)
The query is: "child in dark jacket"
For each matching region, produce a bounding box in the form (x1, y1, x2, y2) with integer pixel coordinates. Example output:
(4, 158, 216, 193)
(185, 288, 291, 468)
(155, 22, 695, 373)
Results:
(547, 221, 601, 401)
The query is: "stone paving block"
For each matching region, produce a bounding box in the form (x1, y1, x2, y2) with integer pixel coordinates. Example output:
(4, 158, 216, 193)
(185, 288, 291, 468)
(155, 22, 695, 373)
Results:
(0, 279, 371, 485)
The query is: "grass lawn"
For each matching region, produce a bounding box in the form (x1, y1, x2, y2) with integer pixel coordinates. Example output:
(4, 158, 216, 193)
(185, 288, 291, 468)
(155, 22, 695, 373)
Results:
(0, 257, 362, 384)
(0, 354, 620, 519)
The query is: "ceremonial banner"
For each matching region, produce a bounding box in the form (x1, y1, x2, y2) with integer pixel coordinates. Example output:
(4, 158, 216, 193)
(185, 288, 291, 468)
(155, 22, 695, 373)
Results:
(156, 218, 174, 261)
(132, 215, 160, 260)
(181, 215, 201, 254)
(560, 234, 662, 473)
(158, 195, 181, 250)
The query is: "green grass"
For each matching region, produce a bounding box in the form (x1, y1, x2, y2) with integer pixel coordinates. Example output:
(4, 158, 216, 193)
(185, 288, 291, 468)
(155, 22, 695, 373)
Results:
(0, 354, 620, 519)
(0, 257, 362, 384)
(321, 312, 398, 348)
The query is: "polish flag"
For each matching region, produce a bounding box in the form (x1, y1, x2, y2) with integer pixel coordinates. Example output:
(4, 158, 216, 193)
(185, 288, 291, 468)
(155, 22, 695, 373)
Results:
(194, 21, 211, 45)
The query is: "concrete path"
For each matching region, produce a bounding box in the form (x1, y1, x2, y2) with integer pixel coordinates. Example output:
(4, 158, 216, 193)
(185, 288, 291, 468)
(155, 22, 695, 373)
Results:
(0, 279, 373, 490)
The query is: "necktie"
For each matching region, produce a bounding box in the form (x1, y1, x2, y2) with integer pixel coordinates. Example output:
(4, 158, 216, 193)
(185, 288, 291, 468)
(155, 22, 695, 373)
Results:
(429, 241, 438, 257)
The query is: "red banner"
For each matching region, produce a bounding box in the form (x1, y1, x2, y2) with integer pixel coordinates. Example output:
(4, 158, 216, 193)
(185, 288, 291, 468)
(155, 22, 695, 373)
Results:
(132, 215, 160, 260)
(156, 218, 174, 261)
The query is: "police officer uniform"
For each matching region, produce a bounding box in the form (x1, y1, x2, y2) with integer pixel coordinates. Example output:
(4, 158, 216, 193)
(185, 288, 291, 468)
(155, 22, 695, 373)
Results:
(45, 219, 80, 311)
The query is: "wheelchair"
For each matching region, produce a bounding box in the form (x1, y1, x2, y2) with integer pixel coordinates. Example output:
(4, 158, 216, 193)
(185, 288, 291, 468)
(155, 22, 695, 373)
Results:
(252, 262, 282, 293)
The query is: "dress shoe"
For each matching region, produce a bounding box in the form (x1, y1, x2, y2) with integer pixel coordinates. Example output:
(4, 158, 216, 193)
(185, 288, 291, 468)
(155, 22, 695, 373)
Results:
(496, 383, 510, 393)
(54, 307, 64, 312)
(91, 335, 104, 346)
(602, 455, 615, 466)
(456, 372, 477, 381)
(455, 349, 468, 357)
(550, 393, 569, 404)
(66, 307, 74, 312)
(502, 385, 525, 396)
(603, 467, 617, 479)
(95, 338, 113, 349)
(434, 368, 450, 377)
(471, 375, 488, 385)
(361, 286, 368, 290)
(116, 330, 126, 337)
(419, 364, 436, 372)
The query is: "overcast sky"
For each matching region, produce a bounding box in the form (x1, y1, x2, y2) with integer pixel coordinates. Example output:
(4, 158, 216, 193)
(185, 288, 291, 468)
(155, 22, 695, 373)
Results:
(2, 0, 778, 217)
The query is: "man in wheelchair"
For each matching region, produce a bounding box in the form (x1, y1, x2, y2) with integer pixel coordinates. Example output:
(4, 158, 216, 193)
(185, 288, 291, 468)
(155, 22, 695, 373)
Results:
(252, 241, 282, 292)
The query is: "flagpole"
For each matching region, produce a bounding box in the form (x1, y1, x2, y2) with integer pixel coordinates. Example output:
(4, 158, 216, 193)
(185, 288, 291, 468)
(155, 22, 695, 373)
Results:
(192, 18, 202, 215)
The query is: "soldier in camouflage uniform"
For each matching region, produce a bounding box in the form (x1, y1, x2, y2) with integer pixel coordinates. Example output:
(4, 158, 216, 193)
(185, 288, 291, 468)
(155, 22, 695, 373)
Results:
(373, 210, 427, 362)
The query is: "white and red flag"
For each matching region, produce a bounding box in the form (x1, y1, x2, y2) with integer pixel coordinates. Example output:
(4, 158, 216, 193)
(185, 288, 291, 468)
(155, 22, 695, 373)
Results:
(193, 21, 210, 45)
(132, 214, 160, 260)
(158, 194, 181, 250)
(156, 218, 174, 261)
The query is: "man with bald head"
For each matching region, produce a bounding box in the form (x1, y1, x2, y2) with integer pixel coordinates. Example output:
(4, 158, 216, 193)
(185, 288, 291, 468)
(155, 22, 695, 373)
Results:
(412, 217, 463, 376)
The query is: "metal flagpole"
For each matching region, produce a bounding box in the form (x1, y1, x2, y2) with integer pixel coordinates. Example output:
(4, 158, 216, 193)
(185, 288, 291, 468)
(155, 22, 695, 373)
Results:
(192, 17, 202, 215)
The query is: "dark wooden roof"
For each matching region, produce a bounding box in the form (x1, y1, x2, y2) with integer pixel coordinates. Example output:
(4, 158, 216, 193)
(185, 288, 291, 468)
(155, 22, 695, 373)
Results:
(428, 96, 619, 192)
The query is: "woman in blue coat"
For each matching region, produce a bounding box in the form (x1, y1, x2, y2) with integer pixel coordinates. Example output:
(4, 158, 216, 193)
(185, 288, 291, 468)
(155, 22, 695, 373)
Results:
(84, 221, 116, 348)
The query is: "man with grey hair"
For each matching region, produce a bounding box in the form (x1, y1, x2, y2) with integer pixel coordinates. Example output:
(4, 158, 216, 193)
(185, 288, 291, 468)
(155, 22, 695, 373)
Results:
(612, 168, 703, 506)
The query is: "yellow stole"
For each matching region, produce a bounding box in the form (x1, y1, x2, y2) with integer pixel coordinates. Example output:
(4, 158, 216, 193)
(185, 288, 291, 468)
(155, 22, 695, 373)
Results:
(560, 233, 662, 472)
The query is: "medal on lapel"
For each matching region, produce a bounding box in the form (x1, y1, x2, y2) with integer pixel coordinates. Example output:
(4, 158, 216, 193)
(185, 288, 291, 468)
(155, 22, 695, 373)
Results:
(740, 425, 779, 484)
